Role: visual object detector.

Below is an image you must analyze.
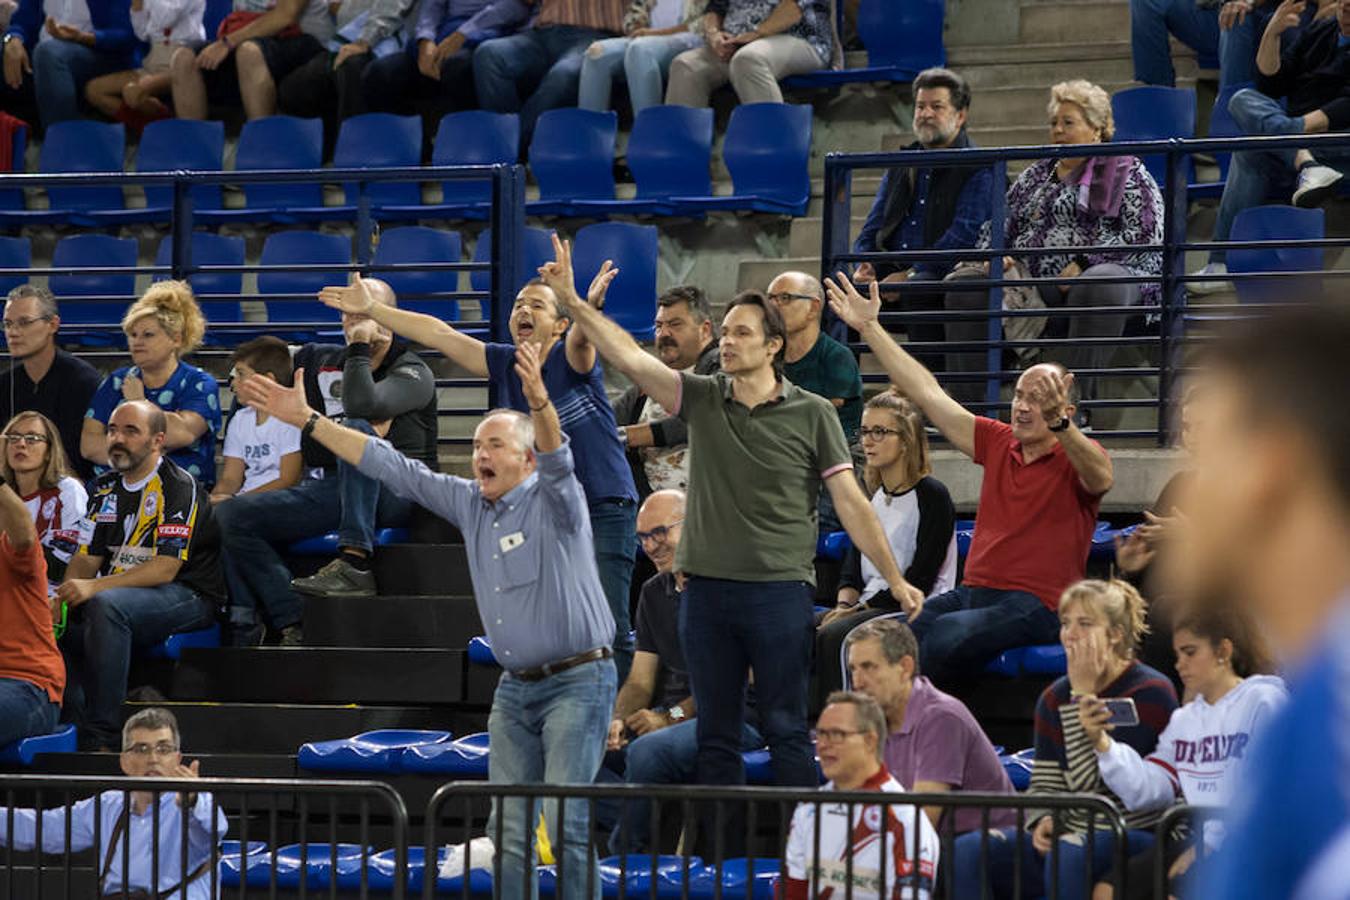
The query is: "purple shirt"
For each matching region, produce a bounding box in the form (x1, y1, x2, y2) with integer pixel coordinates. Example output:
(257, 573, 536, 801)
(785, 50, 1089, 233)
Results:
(883, 677, 1017, 833)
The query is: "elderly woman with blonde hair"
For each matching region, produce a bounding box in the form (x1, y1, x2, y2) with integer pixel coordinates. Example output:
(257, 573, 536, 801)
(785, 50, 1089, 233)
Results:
(80, 281, 222, 486)
(943, 79, 1164, 413)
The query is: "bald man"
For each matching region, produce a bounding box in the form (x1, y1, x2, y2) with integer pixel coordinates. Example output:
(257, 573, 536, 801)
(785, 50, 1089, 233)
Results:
(214, 280, 438, 645)
(768, 271, 863, 442)
(59, 400, 224, 749)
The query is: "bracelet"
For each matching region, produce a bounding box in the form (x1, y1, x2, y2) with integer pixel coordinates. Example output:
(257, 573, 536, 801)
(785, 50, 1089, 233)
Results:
(528, 400, 551, 412)
(301, 411, 321, 439)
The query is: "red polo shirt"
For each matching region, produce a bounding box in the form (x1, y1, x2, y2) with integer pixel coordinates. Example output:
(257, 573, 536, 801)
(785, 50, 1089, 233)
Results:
(0, 532, 64, 703)
(962, 417, 1106, 611)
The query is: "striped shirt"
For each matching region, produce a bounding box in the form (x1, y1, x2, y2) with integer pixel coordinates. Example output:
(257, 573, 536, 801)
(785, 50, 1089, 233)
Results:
(1026, 662, 1178, 833)
(533, 0, 625, 32)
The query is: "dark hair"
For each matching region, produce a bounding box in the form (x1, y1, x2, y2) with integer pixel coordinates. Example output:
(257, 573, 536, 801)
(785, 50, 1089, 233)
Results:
(845, 617, 920, 676)
(725, 290, 787, 378)
(657, 285, 714, 328)
(1173, 606, 1276, 679)
(1202, 305, 1350, 512)
(913, 67, 971, 111)
(233, 336, 294, 387)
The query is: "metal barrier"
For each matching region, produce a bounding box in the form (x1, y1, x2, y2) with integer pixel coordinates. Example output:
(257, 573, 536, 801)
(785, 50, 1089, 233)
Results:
(1151, 804, 1218, 900)
(0, 774, 407, 899)
(822, 132, 1350, 443)
(423, 782, 1133, 899)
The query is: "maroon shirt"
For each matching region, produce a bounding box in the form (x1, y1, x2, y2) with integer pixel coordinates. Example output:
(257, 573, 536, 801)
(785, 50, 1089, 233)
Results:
(883, 676, 1017, 833)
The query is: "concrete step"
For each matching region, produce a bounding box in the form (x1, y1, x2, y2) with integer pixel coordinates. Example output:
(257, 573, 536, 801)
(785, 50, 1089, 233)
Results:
(1020, 1, 1130, 42)
(737, 256, 819, 292)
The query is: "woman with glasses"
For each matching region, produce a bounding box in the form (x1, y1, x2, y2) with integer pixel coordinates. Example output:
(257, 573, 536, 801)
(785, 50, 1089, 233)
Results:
(79, 282, 221, 487)
(1, 412, 88, 598)
(812, 391, 958, 707)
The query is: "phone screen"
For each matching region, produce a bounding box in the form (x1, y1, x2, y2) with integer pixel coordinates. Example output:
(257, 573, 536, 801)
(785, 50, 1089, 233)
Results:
(1103, 698, 1139, 727)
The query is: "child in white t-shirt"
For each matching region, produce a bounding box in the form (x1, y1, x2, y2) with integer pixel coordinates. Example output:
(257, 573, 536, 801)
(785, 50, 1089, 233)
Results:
(212, 337, 303, 503)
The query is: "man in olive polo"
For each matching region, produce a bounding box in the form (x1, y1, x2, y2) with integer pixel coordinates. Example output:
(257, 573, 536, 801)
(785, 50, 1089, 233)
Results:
(536, 235, 922, 805)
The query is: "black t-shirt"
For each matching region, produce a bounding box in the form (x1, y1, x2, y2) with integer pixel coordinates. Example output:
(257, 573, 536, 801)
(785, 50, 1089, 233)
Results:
(634, 571, 690, 709)
(0, 350, 102, 480)
(78, 457, 225, 604)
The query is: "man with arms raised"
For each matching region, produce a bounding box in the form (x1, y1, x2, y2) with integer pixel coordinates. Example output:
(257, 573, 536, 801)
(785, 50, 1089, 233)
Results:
(533, 236, 919, 831)
(827, 275, 1114, 686)
(237, 342, 615, 900)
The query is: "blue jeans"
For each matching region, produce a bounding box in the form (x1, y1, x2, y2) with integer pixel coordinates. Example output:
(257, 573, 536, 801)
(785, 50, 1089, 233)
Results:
(0, 678, 59, 747)
(1208, 88, 1350, 260)
(1129, 0, 1217, 87)
(216, 423, 414, 630)
(589, 498, 637, 683)
(31, 38, 134, 127)
(907, 586, 1060, 687)
(600, 718, 764, 854)
(577, 31, 703, 113)
(488, 658, 617, 900)
(473, 25, 611, 148)
(61, 584, 215, 747)
(950, 825, 1155, 900)
(681, 577, 816, 788)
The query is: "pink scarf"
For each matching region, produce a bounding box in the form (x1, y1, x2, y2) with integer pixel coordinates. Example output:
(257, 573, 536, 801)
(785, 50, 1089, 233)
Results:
(1073, 155, 1135, 219)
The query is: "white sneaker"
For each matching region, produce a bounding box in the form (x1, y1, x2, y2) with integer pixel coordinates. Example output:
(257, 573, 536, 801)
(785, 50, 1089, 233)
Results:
(1292, 163, 1344, 208)
(1186, 262, 1232, 296)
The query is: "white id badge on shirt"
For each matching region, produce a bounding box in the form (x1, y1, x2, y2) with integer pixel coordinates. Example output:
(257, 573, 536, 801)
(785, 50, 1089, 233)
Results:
(499, 532, 526, 553)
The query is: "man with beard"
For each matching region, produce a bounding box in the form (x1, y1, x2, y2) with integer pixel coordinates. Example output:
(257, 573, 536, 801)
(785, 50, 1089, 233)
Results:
(58, 400, 223, 751)
(613, 286, 718, 498)
(1177, 306, 1350, 899)
(852, 67, 993, 378)
(0, 286, 101, 481)
(319, 271, 640, 681)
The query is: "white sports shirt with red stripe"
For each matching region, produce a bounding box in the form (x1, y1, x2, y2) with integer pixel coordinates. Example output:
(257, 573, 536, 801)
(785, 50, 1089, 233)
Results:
(782, 769, 939, 899)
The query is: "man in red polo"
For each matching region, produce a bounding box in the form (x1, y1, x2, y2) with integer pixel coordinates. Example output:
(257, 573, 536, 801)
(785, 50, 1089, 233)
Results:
(826, 276, 1113, 686)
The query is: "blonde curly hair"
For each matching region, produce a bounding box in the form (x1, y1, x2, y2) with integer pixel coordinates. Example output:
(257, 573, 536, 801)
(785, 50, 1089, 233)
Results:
(1048, 79, 1115, 140)
(121, 280, 207, 355)
(1059, 579, 1149, 661)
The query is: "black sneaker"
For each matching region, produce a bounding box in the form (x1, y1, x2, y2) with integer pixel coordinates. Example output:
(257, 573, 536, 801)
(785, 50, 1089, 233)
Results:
(1292, 163, 1344, 208)
(279, 625, 305, 647)
(291, 558, 377, 599)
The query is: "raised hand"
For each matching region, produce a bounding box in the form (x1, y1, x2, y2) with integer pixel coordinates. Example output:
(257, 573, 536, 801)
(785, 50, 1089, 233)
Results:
(824, 271, 882, 330)
(536, 232, 579, 311)
(586, 259, 619, 310)
(1022, 365, 1074, 426)
(1113, 529, 1156, 574)
(1065, 628, 1108, 696)
(166, 759, 201, 806)
(513, 341, 549, 410)
(1266, 0, 1306, 36)
(236, 366, 315, 429)
(121, 371, 145, 401)
(319, 273, 377, 315)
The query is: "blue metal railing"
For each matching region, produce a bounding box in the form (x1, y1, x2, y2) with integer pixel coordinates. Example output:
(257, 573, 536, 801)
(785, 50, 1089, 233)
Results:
(822, 132, 1350, 445)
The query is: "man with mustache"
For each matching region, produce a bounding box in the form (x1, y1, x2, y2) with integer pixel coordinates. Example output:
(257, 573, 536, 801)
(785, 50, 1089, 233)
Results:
(613, 285, 719, 499)
(57, 400, 223, 751)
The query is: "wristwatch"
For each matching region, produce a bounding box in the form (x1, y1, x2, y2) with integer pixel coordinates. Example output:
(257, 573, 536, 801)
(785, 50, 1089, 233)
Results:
(667, 706, 687, 723)
(1048, 416, 1072, 433)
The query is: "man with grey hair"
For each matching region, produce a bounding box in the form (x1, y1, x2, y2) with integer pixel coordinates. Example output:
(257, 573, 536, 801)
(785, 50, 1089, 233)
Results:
(0, 706, 229, 900)
(236, 340, 617, 900)
(0, 285, 101, 480)
(769, 271, 862, 442)
(782, 691, 940, 898)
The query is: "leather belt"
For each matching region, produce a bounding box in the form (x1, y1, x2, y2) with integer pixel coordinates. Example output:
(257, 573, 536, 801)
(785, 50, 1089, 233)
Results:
(510, 647, 612, 682)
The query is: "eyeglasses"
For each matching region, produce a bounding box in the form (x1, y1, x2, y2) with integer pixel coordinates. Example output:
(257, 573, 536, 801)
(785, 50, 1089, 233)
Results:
(767, 292, 817, 306)
(122, 742, 179, 758)
(857, 426, 901, 441)
(3, 433, 49, 446)
(2, 315, 52, 331)
(812, 728, 866, 744)
(636, 519, 684, 546)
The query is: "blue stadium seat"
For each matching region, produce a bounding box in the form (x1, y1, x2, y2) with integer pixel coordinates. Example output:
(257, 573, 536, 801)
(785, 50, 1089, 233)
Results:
(154, 232, 245, 333)
(1091, 521, 1135, 562)
(470, 226, 557, 294)
(202, 0, 232, 38)
(984, 644, 1067, 677)
(1189, 82, 1251, 200)
(784, 0, 945, 88)
(382, 110, 520, 220)
(816, 530, 850, 561)
(298, 729, 452, 773)
(467, 635, 497, 666)
(527, 108, 617, 217)
(372, 226, 462, 320)
(130, 119, 225, 221)
(400, 731, 490, 776)
(287, 527, 409, 556)
(379, 845, 493, 896)
(256, 230, 353, 333)
(244, 843, 373, 891)
(671, 104, 812, 216)
(598, 856, 704, 898)
(147, 623, 221, 660)
(687, 858, 780, 900)
(955, 518, 976, 558)
(569, 106, 713, 217)
(6, 120, 126, 225)
(198, 116, 323, 224)
(572, 222, 658, 340)
(1001, 748, 1034, 791)
(743, 748, 773, 784)
(333, 113, 423, 210)
(220, 841, 268, 858)
(48, 234, 139, 341)
(0, 236, 31, 295)
(1227, 204, 1324, 304)
(1111, 86, 1197, 188)
(0, 724, 77, 766)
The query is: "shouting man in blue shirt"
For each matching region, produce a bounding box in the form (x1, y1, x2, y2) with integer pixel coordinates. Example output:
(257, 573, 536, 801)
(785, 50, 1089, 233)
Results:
(237, 340, 617, 900)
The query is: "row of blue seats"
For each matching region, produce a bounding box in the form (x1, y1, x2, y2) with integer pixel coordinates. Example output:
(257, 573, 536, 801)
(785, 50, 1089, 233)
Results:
(0, 221, 661, 341)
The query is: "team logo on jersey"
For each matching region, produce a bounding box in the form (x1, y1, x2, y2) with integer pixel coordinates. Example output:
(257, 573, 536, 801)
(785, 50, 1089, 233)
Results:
(41, 497, 57, 520)
(142, 493, 158, 519)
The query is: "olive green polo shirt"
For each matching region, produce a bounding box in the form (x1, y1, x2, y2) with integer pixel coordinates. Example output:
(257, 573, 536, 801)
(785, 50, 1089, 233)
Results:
(672, 372, 852, 584)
